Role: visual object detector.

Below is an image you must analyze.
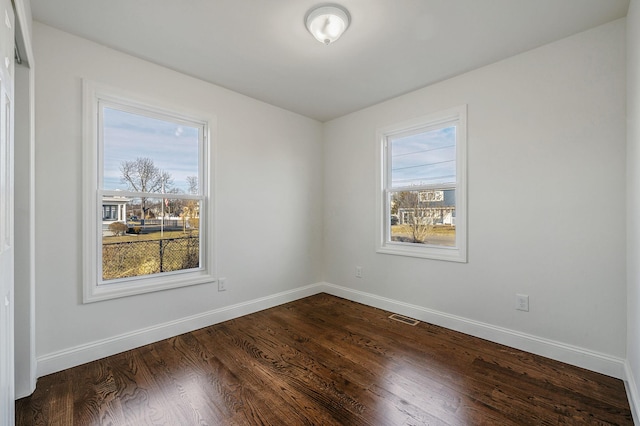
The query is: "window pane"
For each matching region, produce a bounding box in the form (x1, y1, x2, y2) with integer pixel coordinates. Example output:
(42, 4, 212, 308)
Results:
(102, 106, 200, 193)
(101, 197, 201, 281)
(390, 125, 456, 188)
(390, 189, 455, 247)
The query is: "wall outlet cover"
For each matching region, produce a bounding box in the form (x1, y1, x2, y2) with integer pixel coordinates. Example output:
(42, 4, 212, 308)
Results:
(516, 294, 529, 312)
(218, 278, 227, 292)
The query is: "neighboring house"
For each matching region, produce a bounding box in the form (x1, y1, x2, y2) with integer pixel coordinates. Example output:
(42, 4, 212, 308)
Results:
(102, 196, 129, 235)
(396, 189, 456, 226)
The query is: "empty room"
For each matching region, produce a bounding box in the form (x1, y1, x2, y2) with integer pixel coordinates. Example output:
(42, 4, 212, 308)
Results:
(3, 0, 640, 424)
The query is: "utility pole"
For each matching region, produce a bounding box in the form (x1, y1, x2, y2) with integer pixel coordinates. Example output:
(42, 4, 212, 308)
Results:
(161, 180, 165, 238)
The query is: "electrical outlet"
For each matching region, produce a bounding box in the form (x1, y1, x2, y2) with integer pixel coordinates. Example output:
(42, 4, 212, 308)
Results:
(355, 266, 363, 278)
(516, 294, 529, 312)
(218, 277, 227, 292)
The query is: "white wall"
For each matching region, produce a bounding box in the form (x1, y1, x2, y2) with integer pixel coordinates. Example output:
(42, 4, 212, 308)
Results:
(33, 22, 324, 370)
(627, 0, 640, 417)
(324, 19, 627, 362)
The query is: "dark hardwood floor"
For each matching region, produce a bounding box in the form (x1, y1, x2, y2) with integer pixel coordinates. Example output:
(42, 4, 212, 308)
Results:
(16, 293, 633, 425)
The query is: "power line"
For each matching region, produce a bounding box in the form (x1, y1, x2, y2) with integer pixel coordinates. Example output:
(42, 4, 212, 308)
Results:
(392, 159, 454, 172)
(392, 174, 456, 184)
(392, 144, 455, 158)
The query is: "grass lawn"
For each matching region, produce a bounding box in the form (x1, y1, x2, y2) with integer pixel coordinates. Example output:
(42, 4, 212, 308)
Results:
(391, 224, 455, 246)
(102, 231, 200, 280)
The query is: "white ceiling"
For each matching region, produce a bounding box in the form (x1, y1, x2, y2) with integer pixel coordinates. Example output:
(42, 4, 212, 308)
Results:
(30, 0, 629, 122)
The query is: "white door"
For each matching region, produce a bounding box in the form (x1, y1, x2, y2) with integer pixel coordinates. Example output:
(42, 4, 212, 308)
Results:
(0, 0, 15, 423)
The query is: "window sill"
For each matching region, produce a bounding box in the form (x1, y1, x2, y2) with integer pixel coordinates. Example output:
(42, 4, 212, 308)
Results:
(83, 270, 214, 303)
(377, 242, 467, 263)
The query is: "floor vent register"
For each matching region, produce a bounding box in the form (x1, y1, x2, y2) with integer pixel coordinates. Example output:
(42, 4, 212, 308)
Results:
(388, 313, 420, 326)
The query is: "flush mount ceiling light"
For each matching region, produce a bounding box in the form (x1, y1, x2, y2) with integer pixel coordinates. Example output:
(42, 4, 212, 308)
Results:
(305, 4, 351, 45)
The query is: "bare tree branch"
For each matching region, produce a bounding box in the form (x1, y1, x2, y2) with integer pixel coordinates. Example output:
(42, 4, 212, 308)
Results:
(186, 176, 198, 195)
(120, 157, 173, 193)
(119, 157, 173, 221)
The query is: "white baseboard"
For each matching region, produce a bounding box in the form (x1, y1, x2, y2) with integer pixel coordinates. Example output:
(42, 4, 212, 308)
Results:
(37, 283, 325, 378)
(14, 366, 36, 400)
(624, 360, 640, 425)
(321, 282, 627, 380)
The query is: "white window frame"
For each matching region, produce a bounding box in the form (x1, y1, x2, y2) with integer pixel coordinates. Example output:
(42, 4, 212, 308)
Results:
(376, 105, 467, 262)
(82, 80, 216, 302)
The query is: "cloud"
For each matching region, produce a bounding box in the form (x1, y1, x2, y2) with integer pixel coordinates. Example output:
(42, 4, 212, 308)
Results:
(391, 125, 456, 187)
(102, 107, 201, 192)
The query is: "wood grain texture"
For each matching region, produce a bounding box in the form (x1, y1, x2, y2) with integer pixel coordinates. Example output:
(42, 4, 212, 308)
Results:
(16, 293, 632, 425)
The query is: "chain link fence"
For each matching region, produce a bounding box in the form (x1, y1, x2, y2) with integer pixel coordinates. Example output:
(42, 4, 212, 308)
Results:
(102, 236, 199, 280)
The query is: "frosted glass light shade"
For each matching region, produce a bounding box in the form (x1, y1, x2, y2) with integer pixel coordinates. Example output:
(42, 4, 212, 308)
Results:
(305, 5, 350, 45)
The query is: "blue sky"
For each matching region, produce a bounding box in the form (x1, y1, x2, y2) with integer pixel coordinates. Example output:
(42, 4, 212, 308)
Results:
(102, 107, 200, 193)
(391, 126, 456, 188)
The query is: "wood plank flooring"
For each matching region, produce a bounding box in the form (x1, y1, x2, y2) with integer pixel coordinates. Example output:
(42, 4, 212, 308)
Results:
(16, 293, 633, 425)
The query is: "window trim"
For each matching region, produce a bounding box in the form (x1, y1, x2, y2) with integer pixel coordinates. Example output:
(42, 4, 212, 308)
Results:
(82, 79, 216, 303)
(376, 105, 467, 262)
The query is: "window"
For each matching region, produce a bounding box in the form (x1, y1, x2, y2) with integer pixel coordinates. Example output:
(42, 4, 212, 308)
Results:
(83, 80, 215, 302)
(102, 205, 117, 221)
(376, 105, 467, 262)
